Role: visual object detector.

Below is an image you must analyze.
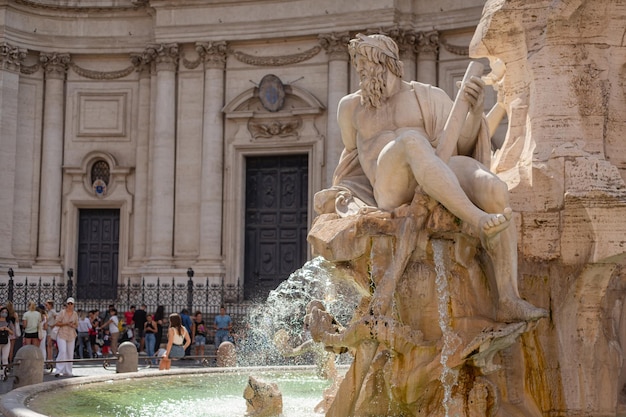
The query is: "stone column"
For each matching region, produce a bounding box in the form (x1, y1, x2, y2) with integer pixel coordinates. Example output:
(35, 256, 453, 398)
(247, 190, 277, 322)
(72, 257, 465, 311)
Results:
(148, 44, 178, 265)
(129, 51, 154, 264)
(197, 41, 227, 264)
(392, 29, 418, 82)
(416, 31, 439, 86)
(319, 32, 351, 188)
(0, 44, 26, 264)
(37, 52, 70, 265)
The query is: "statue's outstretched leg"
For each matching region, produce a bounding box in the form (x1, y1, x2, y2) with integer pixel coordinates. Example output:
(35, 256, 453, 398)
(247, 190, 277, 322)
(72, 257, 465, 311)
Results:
(374, 132, 511, 236)
(449, 156, 548, 323)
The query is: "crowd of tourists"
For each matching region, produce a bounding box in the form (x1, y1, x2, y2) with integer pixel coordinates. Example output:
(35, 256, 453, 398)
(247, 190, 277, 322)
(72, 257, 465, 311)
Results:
(0, 300, 235, 376)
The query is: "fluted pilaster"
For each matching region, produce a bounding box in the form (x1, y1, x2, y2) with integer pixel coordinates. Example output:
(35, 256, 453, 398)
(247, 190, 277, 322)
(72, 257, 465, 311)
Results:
(147, 44, 179, 264)
(319, 32, 351, 188)
(37, 52, 70, 264)
(129, 51, 154, 263)
(197, 41, 227, 264)
(0, 44, 27, 263)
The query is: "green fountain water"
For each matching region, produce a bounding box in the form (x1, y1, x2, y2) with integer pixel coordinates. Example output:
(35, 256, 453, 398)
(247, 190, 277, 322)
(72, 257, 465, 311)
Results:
(28, 368, 332, 417)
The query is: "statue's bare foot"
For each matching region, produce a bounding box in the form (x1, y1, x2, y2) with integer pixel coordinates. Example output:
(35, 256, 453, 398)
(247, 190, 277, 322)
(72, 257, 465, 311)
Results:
(496, 297, 549, 323)
(480, 207, 512, 237)
(479, 207, 512, 249)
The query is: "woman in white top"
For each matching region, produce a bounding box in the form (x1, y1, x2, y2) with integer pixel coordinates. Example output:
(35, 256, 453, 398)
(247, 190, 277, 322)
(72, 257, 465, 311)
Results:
(22, 301, 42, 347)
(160, 313, 190, 370)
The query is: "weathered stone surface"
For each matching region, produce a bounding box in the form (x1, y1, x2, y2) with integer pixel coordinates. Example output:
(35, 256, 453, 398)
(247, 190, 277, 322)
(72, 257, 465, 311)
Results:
(243, 375, 283, 417)
(520, 211, 561, 261)
(308, 207, 543, 416)
(216, 341, 236, 367)
(471, 1, 626, 415)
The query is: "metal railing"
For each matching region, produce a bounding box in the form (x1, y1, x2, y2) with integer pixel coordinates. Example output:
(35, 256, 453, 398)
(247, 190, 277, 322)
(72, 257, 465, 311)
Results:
(0, 275, 257, 326)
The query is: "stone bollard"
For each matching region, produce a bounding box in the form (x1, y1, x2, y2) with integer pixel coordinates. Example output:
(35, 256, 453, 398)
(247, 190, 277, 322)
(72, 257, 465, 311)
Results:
(13, 345, 43, 389)
(116, 341, 138, 373)
(216, 341, 236, 367)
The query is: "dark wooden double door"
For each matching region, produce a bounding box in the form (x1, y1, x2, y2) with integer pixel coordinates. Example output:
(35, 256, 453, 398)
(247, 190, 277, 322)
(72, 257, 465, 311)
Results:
(75, 155, 308, 301)
(77, 209, 119, 300)
(244, 155, 309, 300)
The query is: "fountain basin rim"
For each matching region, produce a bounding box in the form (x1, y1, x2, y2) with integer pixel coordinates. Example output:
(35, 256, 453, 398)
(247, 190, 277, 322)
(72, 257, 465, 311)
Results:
(1, 364, 331, 417)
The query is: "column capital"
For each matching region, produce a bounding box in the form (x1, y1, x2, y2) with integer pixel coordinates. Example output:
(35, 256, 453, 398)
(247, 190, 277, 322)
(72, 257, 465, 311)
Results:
(130, 48, 155, 77)
(318, 32, 351, 61)
(0, 43, 28, 73)
(196, 41, 228, 70)
(415, 30, 440, 56)
(40, 52, 70, 79)
(145, 43, 179, 72)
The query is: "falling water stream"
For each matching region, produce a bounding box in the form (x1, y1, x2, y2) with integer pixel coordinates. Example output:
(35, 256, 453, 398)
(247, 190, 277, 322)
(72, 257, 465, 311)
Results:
(24, 257, 361, 417)
(433, 239, 462, 417)
(238, 256, 362, 367)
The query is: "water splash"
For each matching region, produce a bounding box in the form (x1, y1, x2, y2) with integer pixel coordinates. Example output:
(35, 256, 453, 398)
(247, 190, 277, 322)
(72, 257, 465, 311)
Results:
(433, 239, 462, 417)
(237, 256, 362, 367)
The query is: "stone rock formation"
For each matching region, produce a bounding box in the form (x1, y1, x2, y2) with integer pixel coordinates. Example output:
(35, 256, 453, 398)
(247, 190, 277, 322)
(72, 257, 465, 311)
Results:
(243, 375, 283, 417)
(308, 190, 542, 416)
(470, 1, 626, 416)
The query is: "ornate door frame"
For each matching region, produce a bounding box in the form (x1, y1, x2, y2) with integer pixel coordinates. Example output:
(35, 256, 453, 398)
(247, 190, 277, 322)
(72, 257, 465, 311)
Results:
(61, 151, 133, 291)
(222, 80, 325, 292)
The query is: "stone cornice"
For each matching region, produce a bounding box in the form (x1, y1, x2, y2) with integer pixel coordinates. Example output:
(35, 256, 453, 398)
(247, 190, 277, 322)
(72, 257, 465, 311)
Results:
(39, 52, 70, 79)
(13, 0, 147, 13)
(0, 43, 28, 73)
(230, 44, 320, 67)
(318, 32, 351, 61)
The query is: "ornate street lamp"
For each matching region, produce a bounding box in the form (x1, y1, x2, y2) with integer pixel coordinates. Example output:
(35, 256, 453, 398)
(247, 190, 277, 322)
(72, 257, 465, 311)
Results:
(186, 268, 194, 312)
(66, 268, 74, 300)
(7, 268, 14, 301)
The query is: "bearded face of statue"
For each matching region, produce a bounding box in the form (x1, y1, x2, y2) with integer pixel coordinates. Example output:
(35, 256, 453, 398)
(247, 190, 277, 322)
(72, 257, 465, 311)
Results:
(355, 55, 387, 109)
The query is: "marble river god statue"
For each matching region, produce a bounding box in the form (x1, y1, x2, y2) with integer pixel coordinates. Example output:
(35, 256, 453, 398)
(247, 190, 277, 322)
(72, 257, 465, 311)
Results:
(308, 1, 626, 416)
(307, 32, 547, 417)
(307, 30, 547, 417)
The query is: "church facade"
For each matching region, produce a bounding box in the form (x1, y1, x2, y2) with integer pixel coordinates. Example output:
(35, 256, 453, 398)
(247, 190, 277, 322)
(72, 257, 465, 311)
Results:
(0, 0, 496, 301)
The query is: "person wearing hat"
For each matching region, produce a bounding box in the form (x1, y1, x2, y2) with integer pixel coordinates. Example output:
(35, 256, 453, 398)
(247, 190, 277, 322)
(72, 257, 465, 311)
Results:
(53, 297, 78, 377)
